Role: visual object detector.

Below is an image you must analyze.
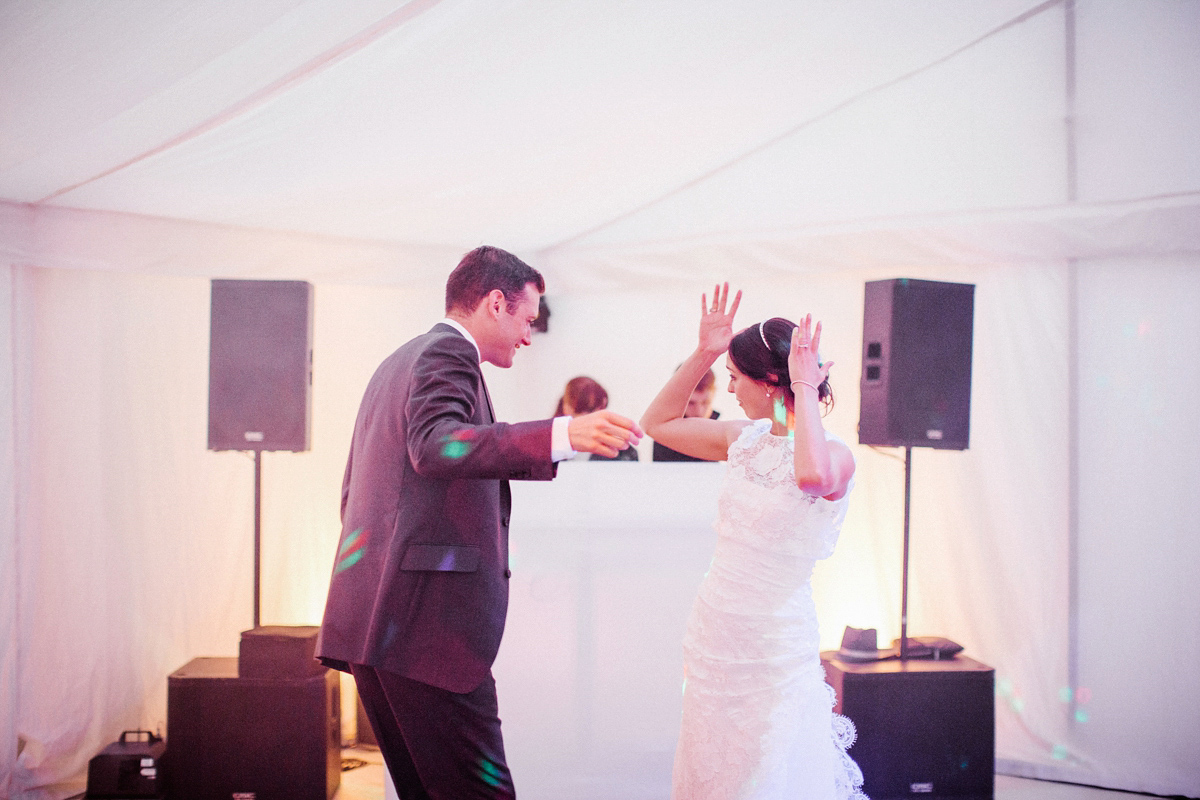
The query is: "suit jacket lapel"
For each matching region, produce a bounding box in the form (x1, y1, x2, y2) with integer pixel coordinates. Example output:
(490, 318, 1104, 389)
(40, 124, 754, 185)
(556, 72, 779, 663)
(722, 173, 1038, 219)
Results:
(481, 379, 496, 424)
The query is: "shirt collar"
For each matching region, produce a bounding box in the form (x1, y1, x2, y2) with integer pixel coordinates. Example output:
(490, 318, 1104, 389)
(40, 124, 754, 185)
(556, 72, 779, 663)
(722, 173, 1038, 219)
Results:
(441, 318, 481, 363)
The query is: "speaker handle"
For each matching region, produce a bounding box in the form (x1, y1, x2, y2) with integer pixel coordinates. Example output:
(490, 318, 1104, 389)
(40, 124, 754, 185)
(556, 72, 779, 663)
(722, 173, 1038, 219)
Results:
(119, 729, 161, 745)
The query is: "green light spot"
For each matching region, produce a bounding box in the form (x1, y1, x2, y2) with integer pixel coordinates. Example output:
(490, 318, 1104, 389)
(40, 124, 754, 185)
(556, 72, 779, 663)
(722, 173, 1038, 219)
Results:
(1011, 698, 1025, 713)
(335, 549, 364, 574)
(1058, 687, 1073, 703)
(1075, 709, 1089, 723)
(477, 758, 502, 788)
(1051, 744, 1068, 760)
(442, 440, 470, 460)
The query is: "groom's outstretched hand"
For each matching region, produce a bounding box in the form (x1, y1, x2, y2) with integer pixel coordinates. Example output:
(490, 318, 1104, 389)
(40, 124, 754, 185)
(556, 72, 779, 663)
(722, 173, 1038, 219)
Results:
(568, 411, 644, 459)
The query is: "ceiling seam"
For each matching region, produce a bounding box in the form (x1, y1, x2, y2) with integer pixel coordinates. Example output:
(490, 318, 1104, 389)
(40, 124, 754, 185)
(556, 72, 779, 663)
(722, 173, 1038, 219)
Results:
(545, 190, 1200, 256)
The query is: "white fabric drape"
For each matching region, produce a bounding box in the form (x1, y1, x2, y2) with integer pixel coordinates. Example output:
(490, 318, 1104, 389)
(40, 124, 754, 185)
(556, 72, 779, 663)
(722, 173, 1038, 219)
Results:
(1067, 255, 1200, 793)
(0, 0, 1198, 796)
(2, 260, 1196, 798)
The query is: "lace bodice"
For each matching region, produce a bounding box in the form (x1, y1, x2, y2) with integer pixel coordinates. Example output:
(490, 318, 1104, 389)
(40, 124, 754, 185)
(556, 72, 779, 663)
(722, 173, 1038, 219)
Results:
(715, 419, 853, 561)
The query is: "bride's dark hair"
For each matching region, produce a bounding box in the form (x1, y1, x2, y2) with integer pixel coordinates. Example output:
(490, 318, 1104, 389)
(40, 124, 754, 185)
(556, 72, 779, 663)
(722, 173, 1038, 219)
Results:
(728, 317, 834, 412)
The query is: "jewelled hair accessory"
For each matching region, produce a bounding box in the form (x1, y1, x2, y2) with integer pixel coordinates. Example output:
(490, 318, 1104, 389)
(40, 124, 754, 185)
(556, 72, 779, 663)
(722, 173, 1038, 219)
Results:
(758, 321, 770, 350)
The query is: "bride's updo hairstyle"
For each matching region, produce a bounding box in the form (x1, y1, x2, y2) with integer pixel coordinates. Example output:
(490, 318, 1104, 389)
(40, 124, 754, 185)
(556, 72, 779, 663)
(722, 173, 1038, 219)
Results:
(728, 317, 834, 412)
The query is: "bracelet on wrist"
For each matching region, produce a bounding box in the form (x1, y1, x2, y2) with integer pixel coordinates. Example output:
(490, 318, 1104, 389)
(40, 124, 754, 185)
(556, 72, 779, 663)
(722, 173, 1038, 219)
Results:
(791, 379, 820, 393)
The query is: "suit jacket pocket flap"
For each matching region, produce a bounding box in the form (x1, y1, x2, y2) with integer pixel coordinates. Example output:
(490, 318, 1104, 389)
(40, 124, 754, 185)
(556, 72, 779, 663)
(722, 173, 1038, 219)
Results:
(400, 544, 481, 572)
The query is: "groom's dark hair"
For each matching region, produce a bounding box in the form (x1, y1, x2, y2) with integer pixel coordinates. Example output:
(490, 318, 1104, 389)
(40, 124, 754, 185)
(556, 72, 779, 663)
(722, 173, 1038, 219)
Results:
(445, 246, 545, 314)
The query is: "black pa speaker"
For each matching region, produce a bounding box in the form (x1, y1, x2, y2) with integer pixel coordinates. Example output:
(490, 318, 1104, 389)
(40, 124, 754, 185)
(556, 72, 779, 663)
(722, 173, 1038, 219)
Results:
(166, 657, 340, 800)
(208, 279, 313, 451)
(823, 653, 995, 800)
(238, 625, 324, 680)
(859, 279, 974, 450)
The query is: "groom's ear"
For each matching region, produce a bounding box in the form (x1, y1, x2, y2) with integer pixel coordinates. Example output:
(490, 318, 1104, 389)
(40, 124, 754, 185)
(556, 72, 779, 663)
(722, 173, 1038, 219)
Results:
(484, 289, 506, 318)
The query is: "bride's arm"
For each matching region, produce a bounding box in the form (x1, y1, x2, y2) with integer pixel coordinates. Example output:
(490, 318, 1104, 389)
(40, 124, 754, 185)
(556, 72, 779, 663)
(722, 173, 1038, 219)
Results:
(641, 284, 746, 461)
(789, 316, 855, 500)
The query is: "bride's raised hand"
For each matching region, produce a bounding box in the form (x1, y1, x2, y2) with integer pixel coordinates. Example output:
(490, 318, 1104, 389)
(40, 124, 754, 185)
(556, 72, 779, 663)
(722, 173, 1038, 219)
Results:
(698, 282, 742, 355)
(789, 314, 833, 392)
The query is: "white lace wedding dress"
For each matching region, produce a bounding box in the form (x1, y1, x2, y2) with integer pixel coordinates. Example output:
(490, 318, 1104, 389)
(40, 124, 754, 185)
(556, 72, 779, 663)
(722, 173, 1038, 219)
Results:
(671, 419, 868, 800)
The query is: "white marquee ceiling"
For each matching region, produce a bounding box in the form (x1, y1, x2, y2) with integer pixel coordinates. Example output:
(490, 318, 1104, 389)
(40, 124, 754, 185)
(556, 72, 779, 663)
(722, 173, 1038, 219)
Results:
(1, 0, 1198, 288)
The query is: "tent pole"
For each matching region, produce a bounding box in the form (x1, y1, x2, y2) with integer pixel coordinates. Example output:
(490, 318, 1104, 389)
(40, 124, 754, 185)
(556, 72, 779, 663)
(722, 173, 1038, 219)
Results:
(1064, 0, 1081, 725)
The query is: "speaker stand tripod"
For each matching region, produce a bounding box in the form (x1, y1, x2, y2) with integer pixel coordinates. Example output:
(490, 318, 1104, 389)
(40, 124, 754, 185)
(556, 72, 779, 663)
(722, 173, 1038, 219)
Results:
(253, 449, 262, 628)
(900, 445, 912, 660)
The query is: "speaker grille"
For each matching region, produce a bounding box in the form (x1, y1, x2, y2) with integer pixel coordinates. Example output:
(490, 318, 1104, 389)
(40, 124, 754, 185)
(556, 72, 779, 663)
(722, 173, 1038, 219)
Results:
(824, 654, 994, 800)
(208, 280, 313, 451)
(166, 657, 340, 800)
(859, 279, 974, 450)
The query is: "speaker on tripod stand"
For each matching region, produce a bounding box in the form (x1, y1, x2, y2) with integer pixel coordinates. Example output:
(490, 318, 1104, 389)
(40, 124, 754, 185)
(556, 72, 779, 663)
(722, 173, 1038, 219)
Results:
(207, 278, 313, 628)
(835, 278, 993, 800)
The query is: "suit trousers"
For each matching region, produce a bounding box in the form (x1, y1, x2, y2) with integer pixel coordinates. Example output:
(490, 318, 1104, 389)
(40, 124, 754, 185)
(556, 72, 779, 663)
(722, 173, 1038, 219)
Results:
(351, 663, 516, 800)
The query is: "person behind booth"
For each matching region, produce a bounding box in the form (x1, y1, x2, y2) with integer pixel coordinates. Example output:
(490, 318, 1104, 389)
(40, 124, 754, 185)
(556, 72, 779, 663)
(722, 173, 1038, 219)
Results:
(652, 367, 720, 462)
(556, 376, 639, 461)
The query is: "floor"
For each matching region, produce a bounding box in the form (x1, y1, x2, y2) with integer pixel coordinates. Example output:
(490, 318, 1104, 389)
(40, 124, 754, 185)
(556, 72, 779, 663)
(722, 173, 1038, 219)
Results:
(332, 746, 1151, 800)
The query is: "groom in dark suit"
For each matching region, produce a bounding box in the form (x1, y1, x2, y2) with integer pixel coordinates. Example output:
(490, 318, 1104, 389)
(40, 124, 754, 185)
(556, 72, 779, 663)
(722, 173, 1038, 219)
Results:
(317, 246, 641, 798)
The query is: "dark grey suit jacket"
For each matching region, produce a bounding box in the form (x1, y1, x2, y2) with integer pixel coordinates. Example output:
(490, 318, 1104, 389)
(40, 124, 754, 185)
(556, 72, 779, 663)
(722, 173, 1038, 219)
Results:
(317, 323, 555, 693)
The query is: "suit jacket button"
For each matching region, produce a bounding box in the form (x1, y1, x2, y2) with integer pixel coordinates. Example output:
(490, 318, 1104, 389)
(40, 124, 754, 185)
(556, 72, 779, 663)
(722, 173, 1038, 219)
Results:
(501, 515, 510, 527)
(504, 569, 512, 579)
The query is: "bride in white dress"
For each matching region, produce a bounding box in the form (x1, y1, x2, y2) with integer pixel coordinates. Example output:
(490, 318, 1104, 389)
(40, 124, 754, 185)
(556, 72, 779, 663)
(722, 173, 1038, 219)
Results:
(641, 284, 868, 800)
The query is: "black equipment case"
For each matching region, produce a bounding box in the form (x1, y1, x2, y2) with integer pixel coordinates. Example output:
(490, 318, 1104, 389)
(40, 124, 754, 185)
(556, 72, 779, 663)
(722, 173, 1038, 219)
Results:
(86, 729, 165, 799)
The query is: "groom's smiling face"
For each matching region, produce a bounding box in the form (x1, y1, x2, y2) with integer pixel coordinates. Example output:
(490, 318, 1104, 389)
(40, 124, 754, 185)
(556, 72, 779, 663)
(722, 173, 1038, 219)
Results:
(480, 283, 540, 368)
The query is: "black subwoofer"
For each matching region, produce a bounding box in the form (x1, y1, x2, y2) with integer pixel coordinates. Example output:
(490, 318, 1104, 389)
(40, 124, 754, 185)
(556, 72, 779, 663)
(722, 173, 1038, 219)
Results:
(166, 656, 340, 800)
(208, 279, 313, 452)
(823, 653, 994, 799)
(859, 278, 975, 450)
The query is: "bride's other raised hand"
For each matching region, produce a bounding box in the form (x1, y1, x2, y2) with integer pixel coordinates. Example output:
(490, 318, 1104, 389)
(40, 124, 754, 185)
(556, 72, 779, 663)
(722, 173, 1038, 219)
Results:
(699, 282, 742, 355)
(788, 314, 832, 394)
(639, 282, 745, 462)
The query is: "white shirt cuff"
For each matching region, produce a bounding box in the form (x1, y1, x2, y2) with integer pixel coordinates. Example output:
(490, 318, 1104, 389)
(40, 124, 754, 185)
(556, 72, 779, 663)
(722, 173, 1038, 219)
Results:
(551, 416, 576, 462)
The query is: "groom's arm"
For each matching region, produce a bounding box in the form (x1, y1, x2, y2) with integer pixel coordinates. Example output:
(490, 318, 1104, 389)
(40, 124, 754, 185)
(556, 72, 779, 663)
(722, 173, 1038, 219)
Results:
(406, 334, 557, 481)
